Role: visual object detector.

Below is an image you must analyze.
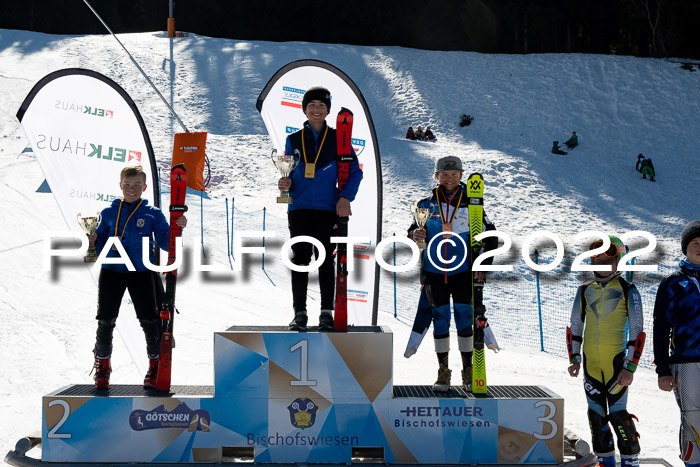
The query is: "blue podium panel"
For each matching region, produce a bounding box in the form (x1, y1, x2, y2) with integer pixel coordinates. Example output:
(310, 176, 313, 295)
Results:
(214, 326, 393, 401)
(387, 386, 564, 464)
(41, 385, 217, 463)
(214, 326, 393, 464)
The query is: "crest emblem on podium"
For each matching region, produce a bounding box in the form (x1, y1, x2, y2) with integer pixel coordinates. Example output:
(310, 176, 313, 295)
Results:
(287, 398, 318, 430)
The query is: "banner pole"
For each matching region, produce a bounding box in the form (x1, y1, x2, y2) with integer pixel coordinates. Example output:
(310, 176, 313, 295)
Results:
(82, 0, 189, 133)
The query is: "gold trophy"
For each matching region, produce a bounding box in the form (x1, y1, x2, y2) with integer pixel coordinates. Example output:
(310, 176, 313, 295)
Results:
(77, 213, 102, 262)
(271, 149, 298, 204)
(410, 202, 434, 249)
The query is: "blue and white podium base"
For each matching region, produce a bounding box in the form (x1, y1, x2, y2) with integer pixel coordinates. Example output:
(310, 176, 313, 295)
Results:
(41, 326, 564, 464)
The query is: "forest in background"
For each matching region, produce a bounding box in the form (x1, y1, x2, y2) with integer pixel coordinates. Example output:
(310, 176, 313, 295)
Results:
(1, 0, 698, 59)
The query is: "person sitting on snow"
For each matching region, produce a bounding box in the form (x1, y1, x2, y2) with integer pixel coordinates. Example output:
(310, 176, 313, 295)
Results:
(552, 141, 568, 155)
(415, 125, 425, 141)
(564, 131, 579, 149)
(406, 126, 416, 140)
(635, 154, 656, 182)
(424, 126, 436, 141)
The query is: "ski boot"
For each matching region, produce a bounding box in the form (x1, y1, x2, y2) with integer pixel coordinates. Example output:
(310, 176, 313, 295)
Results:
(289, 311, 308, 332)
(596, 452, 616, 467)
(92, 356, 111, 389)
(462, 367, 473, 391)
(143, 357, 159, 389)
(432, 367, 451, 392)
(319, 312, 334, 331)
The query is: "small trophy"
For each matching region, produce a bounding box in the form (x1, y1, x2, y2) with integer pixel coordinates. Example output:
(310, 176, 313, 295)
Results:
(271, 149, 298, 204)
(77, 213, 102, 262)
(410, 202, 433, 250)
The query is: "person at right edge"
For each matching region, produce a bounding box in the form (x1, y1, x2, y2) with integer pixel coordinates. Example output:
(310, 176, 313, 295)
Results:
(654, 221, 700, 467)
(277, 86, 363, 332)
(409, 156, 497, 392)
(567, 235, 644, 467)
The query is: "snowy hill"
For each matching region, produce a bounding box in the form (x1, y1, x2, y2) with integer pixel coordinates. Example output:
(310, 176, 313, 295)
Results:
(1, 28, 699, 465)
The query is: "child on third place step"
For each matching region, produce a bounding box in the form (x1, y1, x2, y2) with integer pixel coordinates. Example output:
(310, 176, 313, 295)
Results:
(409, 156, 497, 392)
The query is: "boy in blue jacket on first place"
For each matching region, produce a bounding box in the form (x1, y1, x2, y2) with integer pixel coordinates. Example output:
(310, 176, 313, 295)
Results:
(277, 86, 363, 332)
(88, 165, 187, 389)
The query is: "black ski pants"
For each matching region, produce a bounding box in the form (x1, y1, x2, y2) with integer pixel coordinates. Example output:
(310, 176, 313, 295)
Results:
(94, 268, 161, 358)
(288, 209, 338, 312)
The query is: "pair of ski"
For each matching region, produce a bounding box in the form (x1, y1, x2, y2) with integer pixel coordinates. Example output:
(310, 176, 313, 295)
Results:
(153, 164, 188, 392)
(333, 107, 355, 332)
(403, 172, 488, 395)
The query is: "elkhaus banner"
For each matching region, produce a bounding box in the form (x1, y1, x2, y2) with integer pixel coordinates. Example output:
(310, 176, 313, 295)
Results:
(17, 68, 160, 375)
(257, 60, 382, 325)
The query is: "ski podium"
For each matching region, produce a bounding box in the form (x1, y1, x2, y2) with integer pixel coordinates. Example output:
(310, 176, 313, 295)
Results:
(6, 325, 595, 467)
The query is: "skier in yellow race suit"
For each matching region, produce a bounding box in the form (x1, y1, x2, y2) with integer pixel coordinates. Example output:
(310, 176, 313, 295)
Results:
(567, 236, 646, 467)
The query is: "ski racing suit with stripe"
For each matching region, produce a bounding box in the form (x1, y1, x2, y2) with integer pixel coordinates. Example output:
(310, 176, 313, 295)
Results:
(569, 273, 644, 456)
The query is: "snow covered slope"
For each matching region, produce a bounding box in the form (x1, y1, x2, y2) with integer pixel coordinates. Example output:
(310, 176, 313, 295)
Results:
(1, 29, 698, 464)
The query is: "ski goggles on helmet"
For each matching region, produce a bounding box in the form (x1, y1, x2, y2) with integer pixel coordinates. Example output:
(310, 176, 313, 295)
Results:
(589, 240, 624, 258)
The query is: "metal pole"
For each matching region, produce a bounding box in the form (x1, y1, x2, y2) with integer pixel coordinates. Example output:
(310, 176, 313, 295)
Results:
(262, 207, 267, 271)
(230, 197, 235, 260)
(534, 249, 545, 352)
(393, 234, 397, 318)
(82, 0, 189, 133)
(225, 198, 230, 257)
(200, 190, 205, 258)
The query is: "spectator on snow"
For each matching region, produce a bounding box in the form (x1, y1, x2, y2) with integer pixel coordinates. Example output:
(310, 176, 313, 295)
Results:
(406, 126, 416, 140)
(635, 154, 656, 182)
(552, 141, 568, 155)
(564, 131, 579, 149)
(654, 221, 700, 467)
(278, 86, 363, 332)
(567, 235, 643, 467)
(415, 126, 425, 141)
(424, 126, 436, 141)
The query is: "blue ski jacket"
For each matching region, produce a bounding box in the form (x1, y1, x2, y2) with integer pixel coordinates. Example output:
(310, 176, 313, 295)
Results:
(653, 260, 700, 376)
(408, 183, 496, 277)
(284, 121, 363, 213)
(95, 198, 170, 273)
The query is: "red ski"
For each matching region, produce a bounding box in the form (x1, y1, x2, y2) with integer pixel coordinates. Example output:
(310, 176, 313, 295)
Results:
(155, 164, 188, 392)
(334, 108, 354, 331)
